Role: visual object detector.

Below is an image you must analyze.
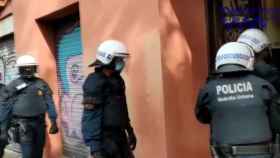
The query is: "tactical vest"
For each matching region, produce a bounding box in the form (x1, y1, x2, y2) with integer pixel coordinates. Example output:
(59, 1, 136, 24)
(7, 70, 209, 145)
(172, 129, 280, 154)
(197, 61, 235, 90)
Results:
(206, 74, 273, 145)
(12, 79, 48, 117)
(103, 74, 130, 128)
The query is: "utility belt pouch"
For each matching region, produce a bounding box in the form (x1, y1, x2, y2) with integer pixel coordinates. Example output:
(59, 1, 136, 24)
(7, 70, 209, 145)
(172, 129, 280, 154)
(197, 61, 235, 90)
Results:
(8, 124, 20, 143)
(18, 120, 33, 143)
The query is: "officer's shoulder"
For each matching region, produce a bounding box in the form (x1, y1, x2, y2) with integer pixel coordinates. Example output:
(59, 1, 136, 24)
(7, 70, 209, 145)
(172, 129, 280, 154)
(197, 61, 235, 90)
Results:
(247, 74, 274, 87)
(7, 78, 22, 87)
(255, 62, 276, 70)
(206, 72, 221, 82)
(247, 73, 268, 82)
(198, 76, 215, 93)
(204, 74, 219, 87)
(84, 72, 107, 85)
(34, 77, 50, 86)
(255, 62, 280, 75)
(86, 72, 105, 80)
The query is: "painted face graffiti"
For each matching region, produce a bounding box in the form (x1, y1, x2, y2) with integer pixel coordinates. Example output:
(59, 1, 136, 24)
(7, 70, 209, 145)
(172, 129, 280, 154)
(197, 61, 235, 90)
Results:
(70, 64, 82, 83)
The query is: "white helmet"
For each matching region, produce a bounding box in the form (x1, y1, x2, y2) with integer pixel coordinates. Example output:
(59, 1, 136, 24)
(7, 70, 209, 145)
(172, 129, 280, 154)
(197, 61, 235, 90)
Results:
(16, 55, 38, 67)
(237, 28, 270, 53)
(215, 42, 255, 73)
(89, 40, 129, 67)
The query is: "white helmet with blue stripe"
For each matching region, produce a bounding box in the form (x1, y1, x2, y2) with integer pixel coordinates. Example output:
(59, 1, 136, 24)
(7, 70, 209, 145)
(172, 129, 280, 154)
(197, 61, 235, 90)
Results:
(89, 40, 129, 67)
(215, 42, 255, 73)
(237, 28, 270, 53)
(16, 54, 38, 67)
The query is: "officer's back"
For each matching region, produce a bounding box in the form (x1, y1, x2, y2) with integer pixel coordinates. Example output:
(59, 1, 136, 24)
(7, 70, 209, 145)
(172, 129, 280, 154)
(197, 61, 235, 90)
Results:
(196, 42, 276, 158)
(202, 72, 274, 145)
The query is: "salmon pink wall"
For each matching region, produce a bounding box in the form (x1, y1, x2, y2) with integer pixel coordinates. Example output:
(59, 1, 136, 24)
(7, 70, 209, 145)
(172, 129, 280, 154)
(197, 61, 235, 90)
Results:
(160, 0, 210, 158)
(79, 0, 168, 158)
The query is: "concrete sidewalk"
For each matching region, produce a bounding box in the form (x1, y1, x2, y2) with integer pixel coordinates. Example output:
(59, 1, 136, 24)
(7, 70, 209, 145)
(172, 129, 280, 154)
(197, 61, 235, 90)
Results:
(3, 149, 21, 158)
(2, 150, 82, 158)
(2, 149, 90, 158)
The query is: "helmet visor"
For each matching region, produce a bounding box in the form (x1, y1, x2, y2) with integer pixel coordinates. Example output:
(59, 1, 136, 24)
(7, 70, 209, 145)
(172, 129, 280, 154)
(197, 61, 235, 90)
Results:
(88, 60, 103, 67)
(19, 66, 37, 78)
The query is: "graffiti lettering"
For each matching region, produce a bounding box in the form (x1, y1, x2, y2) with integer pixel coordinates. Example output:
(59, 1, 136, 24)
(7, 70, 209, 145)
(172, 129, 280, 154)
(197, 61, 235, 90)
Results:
(0, 53, 17, 84)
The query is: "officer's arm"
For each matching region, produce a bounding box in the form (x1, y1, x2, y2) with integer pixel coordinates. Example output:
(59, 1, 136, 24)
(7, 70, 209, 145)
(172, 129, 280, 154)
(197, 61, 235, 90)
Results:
(269, 67, 280, 93)
(123, 101, 138, 151)
(44, 94, 57, 124)
(263, 83, 280, 133)
(82, 74, 107, 109)
(124, 98, 133, 129)
(42, 84, 57, 124)
(270, 96, 280, 133)
(121, 78, 133, 130)
(81, 74, 105, 153)
(195, 86, 211, 124)
(82, 109, 103, 153)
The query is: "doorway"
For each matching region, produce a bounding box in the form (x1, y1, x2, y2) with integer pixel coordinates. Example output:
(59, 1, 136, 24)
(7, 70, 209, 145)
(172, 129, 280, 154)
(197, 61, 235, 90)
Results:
(207, 0, 280, 70)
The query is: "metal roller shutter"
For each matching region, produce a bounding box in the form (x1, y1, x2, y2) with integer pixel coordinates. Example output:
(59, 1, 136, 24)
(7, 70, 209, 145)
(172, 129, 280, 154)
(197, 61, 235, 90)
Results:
(0, 35, 17, 85)
(56, 24, 89, 158)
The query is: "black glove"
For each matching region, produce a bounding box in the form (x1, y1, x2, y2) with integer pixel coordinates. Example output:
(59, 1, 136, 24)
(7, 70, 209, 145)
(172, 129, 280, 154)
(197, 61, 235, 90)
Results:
(49, 122, 59, 134)
(126, 127, 137, 151)
(92, 151, 106, 158)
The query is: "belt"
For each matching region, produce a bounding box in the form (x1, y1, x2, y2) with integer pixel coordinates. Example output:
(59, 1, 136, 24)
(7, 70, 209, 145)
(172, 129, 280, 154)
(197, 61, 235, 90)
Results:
(103, 126, 124, 132)
(12, 114, 45, 120)
(214, 144, 273, 155)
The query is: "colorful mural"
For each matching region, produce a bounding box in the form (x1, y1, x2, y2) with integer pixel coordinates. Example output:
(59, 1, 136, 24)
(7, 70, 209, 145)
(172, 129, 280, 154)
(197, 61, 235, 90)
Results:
(0, 52, 17, 84)
(60, 55, 85, 140)
(56, 26, 89, 157)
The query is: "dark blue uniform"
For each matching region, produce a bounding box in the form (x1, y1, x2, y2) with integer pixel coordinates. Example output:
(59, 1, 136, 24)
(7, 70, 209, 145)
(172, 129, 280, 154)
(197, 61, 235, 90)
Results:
(82, 70, 134, 158)
(0, 83, 7, 158)
(196, 72, 278, 158)
(0, 77, 57, 158)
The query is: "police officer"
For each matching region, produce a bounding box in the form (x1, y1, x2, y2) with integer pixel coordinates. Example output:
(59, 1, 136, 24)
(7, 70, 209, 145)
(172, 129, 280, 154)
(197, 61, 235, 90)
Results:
(0, 54, 59, 158)
(237, 28, 280, 92)
(195, 42, 280, 158)
(82, 40, 136, 158)
(0, 83, 8, 158)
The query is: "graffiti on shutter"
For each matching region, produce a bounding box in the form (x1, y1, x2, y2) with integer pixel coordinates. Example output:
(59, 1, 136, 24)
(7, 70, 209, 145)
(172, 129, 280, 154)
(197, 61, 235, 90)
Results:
(61, 55, 84, 139)
(0, 37, 17, 84)
(56, 25, 89, 157)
